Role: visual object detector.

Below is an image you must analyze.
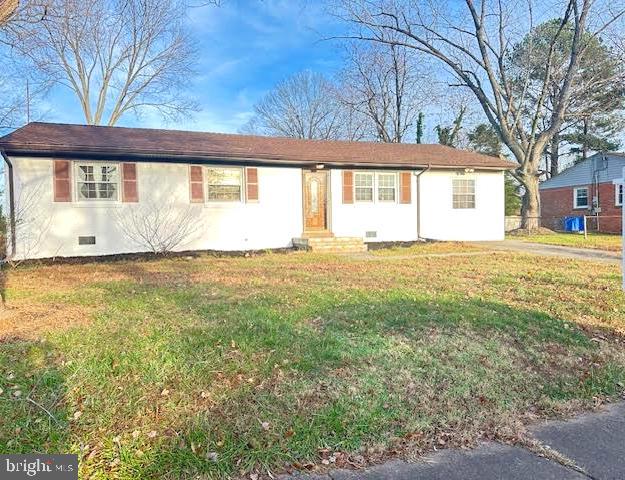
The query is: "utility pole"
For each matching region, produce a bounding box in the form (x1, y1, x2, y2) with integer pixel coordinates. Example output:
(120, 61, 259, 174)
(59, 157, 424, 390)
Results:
(26, 79, 30, 123)
(614, 168, 625, 291)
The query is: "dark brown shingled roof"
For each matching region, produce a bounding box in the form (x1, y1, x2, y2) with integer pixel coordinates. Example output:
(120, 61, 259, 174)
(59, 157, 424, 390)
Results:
(0, 122, 516, 170)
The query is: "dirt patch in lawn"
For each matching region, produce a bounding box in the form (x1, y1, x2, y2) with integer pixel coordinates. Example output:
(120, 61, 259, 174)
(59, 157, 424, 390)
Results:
(0, 302, 93, 340)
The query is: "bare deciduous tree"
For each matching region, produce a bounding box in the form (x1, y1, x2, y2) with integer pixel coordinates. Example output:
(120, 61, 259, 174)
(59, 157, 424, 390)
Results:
(1, 1, 51, 132)
(3, 0, 199, 125)
(339, 42, 432, 143)
(0, 0, 52, 31)
(338, 0, 625, 229)
(0, 0, 18, 26)
(115, 201, 201, 254)
(242, 70, 363, 140)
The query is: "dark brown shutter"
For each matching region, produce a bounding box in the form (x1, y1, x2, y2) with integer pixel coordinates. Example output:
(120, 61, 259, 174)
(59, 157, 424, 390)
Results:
(121, 163, 138, 202)
(246, 167, 259, 202)
(189, 165, 204, 203)
(342, 170, 354, 204)
(399, 172, 411, 203)
(53, 159, 71, 202)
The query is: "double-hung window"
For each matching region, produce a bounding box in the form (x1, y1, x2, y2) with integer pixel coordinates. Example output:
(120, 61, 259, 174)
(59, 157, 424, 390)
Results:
(206, 167, 243, 201)
(616, 184, 624, 207)
(354, 172, 374, 202)
(452, 178, 476, 209)
(573, 187, 589, 209)
(76, 163, 119, 201)
(377, 173, 397, 201)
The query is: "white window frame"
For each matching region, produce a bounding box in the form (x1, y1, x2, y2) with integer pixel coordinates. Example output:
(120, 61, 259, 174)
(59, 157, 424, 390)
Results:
(353, 171, 400, 204)
(452, 177, 476, 209)
(354, 172, 375, 203)
(74, 161, 121, 202)
(205, 166, 244, 203)
(573, 186, 589, 209)
(377, 172, 397, 202)
(616, 184, 624, 207)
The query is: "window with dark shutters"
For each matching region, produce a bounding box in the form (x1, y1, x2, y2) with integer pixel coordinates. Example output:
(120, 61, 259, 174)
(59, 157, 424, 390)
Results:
(246, 167, 259, 202)
(342, 170, 354, 204)
(53, 159, 71, 202)
(121, 163, 138, 202)
(189, 165, 204, 202)
(400, 172, 411, 203)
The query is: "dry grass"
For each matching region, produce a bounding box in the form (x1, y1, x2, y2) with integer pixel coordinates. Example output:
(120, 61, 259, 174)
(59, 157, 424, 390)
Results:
(369, 241, 486, 256)
(1, 246, 624, 479)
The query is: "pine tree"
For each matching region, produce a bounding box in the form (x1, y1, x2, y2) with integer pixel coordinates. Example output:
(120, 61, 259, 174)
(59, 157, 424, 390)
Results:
(416, 112, 424, 144)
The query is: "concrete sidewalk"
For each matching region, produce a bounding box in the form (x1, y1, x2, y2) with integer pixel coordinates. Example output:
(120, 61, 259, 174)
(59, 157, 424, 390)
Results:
(279, 402, 625, 480)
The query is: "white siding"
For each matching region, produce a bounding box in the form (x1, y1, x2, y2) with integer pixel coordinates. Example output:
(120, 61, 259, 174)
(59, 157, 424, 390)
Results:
(9, 157, 303, 259)
(419, 170, 505, 241)
(329, 169, 418, 242)
(7, 158, 506, 260)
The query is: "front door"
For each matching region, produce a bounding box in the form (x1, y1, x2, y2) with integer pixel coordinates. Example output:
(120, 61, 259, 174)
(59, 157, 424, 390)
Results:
(303, 170, 328, 233)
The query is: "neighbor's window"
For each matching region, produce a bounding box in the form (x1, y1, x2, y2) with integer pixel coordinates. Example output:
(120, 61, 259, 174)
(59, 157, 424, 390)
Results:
(452, 178, 476, 209)
(76, 163, 119, 201)
(377, 173, 397, 201)
(616, 184, 624, 207)
(573, 187, 589, 209)
(206, 167, 242, 201)
(354, 172, 374, 202)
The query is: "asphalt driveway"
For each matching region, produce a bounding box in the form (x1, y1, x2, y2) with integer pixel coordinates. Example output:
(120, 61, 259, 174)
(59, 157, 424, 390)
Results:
(472, 240, 622, 264)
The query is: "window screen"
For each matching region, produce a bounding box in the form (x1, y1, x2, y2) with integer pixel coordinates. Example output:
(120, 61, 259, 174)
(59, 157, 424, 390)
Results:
(452, 178, 476, 209)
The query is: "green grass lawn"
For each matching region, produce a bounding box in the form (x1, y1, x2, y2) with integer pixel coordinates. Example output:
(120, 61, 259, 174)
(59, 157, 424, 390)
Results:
(1, 248, 625, 479)
(510, 232, 623, 252)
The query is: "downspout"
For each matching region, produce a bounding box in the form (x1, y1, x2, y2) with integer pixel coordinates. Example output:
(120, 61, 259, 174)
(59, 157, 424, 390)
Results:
(1, 150, 16, 259)
(415, 164, 431, 240)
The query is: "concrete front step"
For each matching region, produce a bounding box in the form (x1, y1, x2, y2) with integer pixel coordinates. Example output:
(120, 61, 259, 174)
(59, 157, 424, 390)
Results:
(293, 236, 368, 253)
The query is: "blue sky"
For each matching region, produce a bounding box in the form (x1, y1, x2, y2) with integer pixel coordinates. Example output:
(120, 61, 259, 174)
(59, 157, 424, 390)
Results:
(43, 0, 346, 133)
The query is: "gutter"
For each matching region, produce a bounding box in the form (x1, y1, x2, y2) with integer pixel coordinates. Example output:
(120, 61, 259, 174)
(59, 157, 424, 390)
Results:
(0, 148, 516, 171)
(415, 164, 431, 239)
(0, 149, 16, 259)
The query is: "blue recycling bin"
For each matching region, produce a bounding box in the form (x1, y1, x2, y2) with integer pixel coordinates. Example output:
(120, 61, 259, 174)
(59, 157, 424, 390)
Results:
(564, 216, 585, 232)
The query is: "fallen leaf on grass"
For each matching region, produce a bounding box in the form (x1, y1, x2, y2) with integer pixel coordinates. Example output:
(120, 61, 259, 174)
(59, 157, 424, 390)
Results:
(292, 461, 315, 470)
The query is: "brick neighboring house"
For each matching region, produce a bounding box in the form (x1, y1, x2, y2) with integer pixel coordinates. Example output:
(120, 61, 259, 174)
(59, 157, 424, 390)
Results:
(540, 153, 625, 233)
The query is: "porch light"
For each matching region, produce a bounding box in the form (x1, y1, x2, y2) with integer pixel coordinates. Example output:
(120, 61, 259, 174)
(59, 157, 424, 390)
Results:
(316, 164, 325, 169)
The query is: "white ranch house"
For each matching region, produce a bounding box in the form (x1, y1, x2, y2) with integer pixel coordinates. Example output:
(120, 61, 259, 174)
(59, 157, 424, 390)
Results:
(0, 122, 514, 260)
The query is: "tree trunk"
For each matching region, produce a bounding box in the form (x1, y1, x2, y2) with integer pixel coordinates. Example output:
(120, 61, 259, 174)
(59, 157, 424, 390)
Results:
(549, 134, 560, 178)
(521, 174, 541, 230)
(582, 116, 589, 161)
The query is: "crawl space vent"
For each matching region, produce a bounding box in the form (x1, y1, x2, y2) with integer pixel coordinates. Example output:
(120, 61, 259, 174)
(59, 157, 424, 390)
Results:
(78, 236, 96, 245)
